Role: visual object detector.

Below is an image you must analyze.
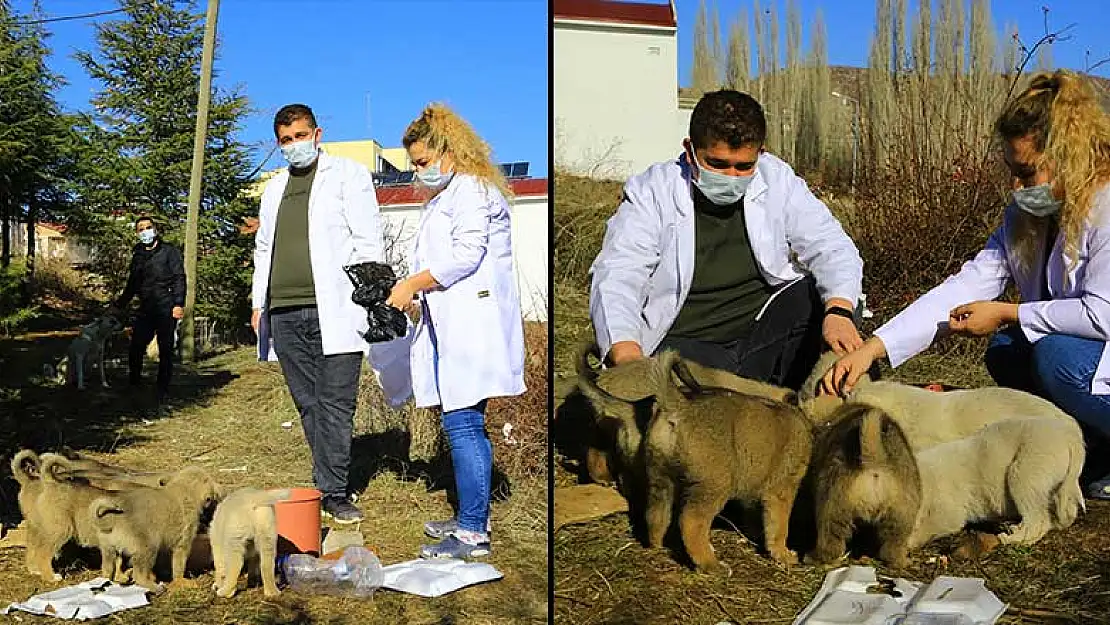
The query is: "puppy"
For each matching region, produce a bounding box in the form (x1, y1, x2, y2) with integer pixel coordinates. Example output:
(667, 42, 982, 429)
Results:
(90, 466, 222, 591)
(209, 487, 291, 598)
(10, 450, 47, 525)
(44, 315, 124, 390)
(575, 341, 796, 486)
(807, 403, 922, 567)
(640, 350, 812, 572)
(799, 351, 1080, 449)
(908, 417, 1086, 550)
(21, 454, 138, 581)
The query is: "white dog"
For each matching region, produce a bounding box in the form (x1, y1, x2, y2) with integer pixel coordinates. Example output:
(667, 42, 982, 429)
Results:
(799, 351, 1080, 449)
(908, 417, 1086, 550)
(209, 487, 290, 598)
(44, 315, 124, 390)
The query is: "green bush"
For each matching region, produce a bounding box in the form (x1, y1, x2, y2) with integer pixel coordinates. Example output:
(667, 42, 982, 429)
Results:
(0, 261, 38, 337)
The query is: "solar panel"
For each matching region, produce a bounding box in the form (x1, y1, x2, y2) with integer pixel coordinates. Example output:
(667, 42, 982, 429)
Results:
(511, 162, 529, 178)
(397, 171, 414, 184)
(499, 163, 513, 177)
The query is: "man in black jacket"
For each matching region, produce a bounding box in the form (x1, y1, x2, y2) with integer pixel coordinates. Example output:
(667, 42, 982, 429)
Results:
(113, 216, 186, 405)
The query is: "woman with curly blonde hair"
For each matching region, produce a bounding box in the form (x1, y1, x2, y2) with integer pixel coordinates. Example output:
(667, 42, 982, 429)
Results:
(823, 70, 1110, 497)
(385, 103, 525, 558)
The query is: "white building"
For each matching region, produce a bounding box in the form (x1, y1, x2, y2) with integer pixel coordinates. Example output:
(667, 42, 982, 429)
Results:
(370, 178, 550, 323)
(554, 0, 683, 180)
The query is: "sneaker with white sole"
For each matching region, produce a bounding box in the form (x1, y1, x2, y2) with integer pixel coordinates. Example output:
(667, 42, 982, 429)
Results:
(420, 533, 490, 560)
(321, 495, 364, 524)
(423, 518, 492, 539)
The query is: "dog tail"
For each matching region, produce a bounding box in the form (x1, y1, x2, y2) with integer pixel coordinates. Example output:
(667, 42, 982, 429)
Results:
(246, 488, 292, 509)
(10, 450, 40, 487)
(1054, 436, 1087, 527)
(858, 407, 888, 466)
(90, 496, 126, 533)
(652, 349, 687, 414)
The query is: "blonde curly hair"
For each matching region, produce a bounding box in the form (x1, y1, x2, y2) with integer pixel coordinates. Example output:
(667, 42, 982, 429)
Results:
(996, 70, 1110, 274)
(402, 103, 513, 201)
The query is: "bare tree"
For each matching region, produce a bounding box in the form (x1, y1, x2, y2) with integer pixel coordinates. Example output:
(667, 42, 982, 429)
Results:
(692, 0, 717, 95)
(726, 10, 751, 93)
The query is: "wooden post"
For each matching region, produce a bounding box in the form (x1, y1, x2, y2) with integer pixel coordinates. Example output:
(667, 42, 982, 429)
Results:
(181, 0, 219, 362)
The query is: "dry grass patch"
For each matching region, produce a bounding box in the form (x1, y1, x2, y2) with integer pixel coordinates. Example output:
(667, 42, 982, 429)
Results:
(0, 322, 548, 624)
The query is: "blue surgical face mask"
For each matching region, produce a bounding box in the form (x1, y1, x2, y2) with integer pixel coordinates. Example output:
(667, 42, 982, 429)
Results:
(281, 139, 319, 169)
(138, 229, 156, 245)
(1013, 183, 1061, 217)
(690, 151, 753, 205)
(415, 160, 452, 190)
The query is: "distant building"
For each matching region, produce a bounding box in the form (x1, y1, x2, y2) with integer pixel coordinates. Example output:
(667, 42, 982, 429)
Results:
(243, 141, 549, 322)
(554, 0, 683, 179)
(6, 221, 93, 267)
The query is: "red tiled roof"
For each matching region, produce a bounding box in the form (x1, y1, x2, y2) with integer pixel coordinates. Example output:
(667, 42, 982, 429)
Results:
(239, 178, 548, 235)
(554, 0, 676, 28)
(38, 222, 68, 234)
(377, 178, 548, 207)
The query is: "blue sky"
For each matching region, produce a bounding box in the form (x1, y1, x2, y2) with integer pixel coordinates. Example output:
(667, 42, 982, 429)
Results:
(15, 0, 549, 178)
(674, 0, 1110, 87)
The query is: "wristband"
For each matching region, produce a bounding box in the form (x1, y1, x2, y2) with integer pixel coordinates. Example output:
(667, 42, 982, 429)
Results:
(824, 306, 856, 323)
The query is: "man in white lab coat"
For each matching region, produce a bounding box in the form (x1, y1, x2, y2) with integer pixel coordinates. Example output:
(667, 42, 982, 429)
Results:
(590, 90, 865, 389)
(251, 103, 385, 524)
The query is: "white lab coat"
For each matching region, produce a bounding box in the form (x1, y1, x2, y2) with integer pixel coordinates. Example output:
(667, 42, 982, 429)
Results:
(408, 174, 526, 413)
(875, 196, 1110, 394)
(589, 152, 864, 360)
(252, 152, 407, 401)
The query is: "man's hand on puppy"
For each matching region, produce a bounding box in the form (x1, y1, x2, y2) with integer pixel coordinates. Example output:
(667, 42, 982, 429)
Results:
(608, 341, 645, 365)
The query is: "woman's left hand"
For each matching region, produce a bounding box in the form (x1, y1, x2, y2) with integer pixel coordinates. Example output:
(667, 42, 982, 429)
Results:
(386, 279, 418, 312)
(948, 301, 1018, 337)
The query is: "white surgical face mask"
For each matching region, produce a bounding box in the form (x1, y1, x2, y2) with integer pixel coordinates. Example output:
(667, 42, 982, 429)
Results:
(281, 139, 319, 169)
(138, 229, 156, 245)
(690, 151, 753, 205)
(1013, 183, 1061, 217)
(415, 160, 452, 190)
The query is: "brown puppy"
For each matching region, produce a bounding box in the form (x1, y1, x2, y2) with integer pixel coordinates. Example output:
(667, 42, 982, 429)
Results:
(90, 466, 222, 591)
(21, 454, 137, 581)
(575, 341, 796, 486)
(640, 350, 812, 573)
(807, 403, 922, 568)
(209, 487, 291, 598)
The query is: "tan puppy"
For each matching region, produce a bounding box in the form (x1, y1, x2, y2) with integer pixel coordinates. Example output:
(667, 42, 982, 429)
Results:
(640, 350, 812, 572)
(575, 341, 796, 486)
(908, 417, 1086, 550)
(807, 403, 922, 567)
(209, 487, 290, 598)
(10, 450, 46, 524)
(21, 454, 136, 581)
(90, 466, 222, 591)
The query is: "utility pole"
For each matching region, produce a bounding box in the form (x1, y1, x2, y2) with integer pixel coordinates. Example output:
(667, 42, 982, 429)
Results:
(181, 0, 219, 363)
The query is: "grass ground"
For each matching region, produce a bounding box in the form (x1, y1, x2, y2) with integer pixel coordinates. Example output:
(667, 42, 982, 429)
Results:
(0, 303, 548, 625)
(552, 173, 1110, 625)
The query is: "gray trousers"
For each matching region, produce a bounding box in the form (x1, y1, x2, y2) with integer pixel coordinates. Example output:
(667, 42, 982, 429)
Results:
(268, 306, 362, 499)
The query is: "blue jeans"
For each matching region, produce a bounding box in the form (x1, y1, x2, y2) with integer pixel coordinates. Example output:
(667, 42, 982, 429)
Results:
(985, 326, 1110, 439)
(442, 400, 492, 534)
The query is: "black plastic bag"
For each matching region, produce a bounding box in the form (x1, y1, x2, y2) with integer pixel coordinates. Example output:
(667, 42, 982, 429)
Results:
(343, 262, 409, 344)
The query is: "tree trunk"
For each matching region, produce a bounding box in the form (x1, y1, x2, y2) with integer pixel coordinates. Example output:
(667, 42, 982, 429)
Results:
(23, 198, 36, 305)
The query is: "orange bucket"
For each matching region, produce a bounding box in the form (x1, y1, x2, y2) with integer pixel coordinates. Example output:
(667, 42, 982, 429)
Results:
(274, 488, 322, 556)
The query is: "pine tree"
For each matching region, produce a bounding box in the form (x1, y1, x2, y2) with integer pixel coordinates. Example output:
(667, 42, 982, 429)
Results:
(0, 0, 69, 271)
(72, 0, 254, 330)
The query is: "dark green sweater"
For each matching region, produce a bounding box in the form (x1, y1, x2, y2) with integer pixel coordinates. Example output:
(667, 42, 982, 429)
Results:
(666, 187, 773, 343)
(268, 162, 318, 310)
